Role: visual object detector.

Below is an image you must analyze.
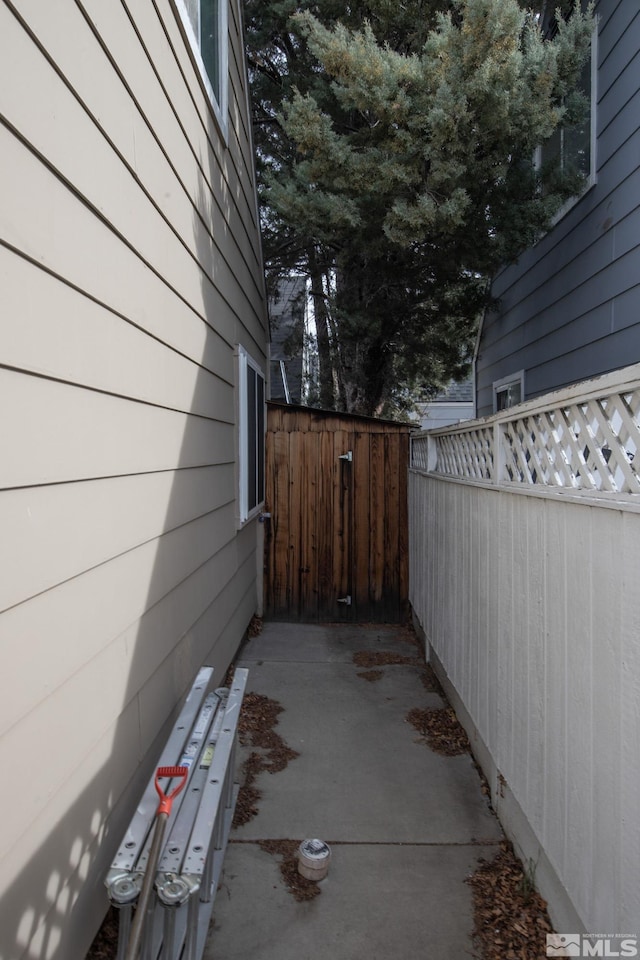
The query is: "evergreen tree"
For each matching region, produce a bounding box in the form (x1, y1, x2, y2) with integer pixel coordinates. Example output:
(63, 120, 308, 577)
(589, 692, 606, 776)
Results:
(247, 0, 593, 416)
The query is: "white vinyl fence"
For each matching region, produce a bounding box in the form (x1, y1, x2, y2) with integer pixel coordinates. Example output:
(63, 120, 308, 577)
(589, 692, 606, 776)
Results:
(409, 363, 640, 936)
(411, 365, 640, 496)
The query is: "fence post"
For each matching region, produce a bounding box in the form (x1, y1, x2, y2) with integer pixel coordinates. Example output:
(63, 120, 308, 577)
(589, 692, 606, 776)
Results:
(427, 435, 438, 472)
(493, 421, 504, 484)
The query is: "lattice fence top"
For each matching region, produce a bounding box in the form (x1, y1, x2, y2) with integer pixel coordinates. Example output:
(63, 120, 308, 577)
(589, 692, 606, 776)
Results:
(411, 372, 640, 498)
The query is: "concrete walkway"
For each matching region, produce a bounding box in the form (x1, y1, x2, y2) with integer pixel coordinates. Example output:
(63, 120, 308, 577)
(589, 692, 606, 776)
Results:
(205, 622, 502, 960)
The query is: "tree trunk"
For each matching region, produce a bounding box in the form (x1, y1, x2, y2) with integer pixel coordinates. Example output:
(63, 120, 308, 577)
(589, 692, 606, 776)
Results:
(307, 246, 335, 409)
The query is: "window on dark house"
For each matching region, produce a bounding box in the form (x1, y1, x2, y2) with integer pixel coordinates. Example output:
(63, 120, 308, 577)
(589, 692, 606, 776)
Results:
(536, 6, 597, 202)
(493, 371, 525, 412)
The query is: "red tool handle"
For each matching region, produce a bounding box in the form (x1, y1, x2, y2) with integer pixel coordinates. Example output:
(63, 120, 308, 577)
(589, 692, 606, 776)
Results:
(154, 765, 188, 816)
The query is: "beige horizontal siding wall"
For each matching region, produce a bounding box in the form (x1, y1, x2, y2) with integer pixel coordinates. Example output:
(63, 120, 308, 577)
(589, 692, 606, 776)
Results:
(0, 0, 267, 957)
(409, 471, 640, 934)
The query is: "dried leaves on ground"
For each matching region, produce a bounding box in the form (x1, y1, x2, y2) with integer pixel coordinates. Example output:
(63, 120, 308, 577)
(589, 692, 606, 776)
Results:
(257, 839, 322, 902)
(406, 705, 471, 756)
(353, 649, 419, 667)
(420, 663, 446, 697)
(357, 669, 384, 682)
(466, 841, 553, 960)
(84, 906, 120, 960)
(233, 698, 319, 901)
(233, 692, 299, 827)
(352, 626, 445, 700)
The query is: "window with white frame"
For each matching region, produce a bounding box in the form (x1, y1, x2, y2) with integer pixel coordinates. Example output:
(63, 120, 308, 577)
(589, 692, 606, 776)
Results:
(238, 347, 265, 523)
(493, 371, 524, 412)
(174, 0, 228, 125)
(536, 11, 597, 202)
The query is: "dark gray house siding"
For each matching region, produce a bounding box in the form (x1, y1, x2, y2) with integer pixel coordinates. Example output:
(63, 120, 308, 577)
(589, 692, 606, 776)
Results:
(476, 0, 640, 417)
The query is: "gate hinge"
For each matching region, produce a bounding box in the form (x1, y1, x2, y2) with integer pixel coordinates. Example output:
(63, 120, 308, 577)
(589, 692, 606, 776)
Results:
(338, 451, 353, 462)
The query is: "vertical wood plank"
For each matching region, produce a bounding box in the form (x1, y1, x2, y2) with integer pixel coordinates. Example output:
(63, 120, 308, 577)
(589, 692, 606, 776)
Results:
(451, 484, 462, 690)
(511, 491, 529, 793)
(383, 434, 400, 620)
(620, 510, 640, 927)
(299, 430, 317, 619)
(397, 433, 410, 619)
(468, 486, 480, 722)
(496, 490, 514, 775)
(352, 430, 371, 619)
(288, 430, 303, 619)
(268, 429, 292, 618)
(524, 498, 546, 837)
(333, 429, 352, 617)
(563, 503, 594, 922)
(589, 505, 622, 928)
(369, 432, 385, 608)
(461, 483, 473, 710)
(316, 429, 334, 618)
(542, 500, 568, 873)
(485, 487, 500, 749)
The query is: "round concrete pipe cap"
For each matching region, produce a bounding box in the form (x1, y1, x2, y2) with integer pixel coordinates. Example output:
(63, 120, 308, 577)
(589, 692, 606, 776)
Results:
(298, 839, 331, 881)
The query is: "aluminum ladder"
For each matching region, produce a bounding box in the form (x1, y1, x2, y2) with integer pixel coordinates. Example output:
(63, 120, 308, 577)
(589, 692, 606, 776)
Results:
(105, 665, 248, 960)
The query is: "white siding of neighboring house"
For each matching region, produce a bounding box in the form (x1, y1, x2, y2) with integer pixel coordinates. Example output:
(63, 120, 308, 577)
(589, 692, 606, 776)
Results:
(0, 1, 267, 957)
(413, 378, 475, 431)
(416, 401, 474, 431)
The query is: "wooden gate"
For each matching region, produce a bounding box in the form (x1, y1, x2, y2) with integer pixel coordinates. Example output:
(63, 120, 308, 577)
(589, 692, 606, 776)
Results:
(264, 403, 412, 622)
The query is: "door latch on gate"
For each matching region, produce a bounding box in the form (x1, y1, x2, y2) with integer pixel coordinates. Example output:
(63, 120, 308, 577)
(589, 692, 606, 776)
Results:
(338, 451, 353, 461)
(337, 595, 352, 605)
